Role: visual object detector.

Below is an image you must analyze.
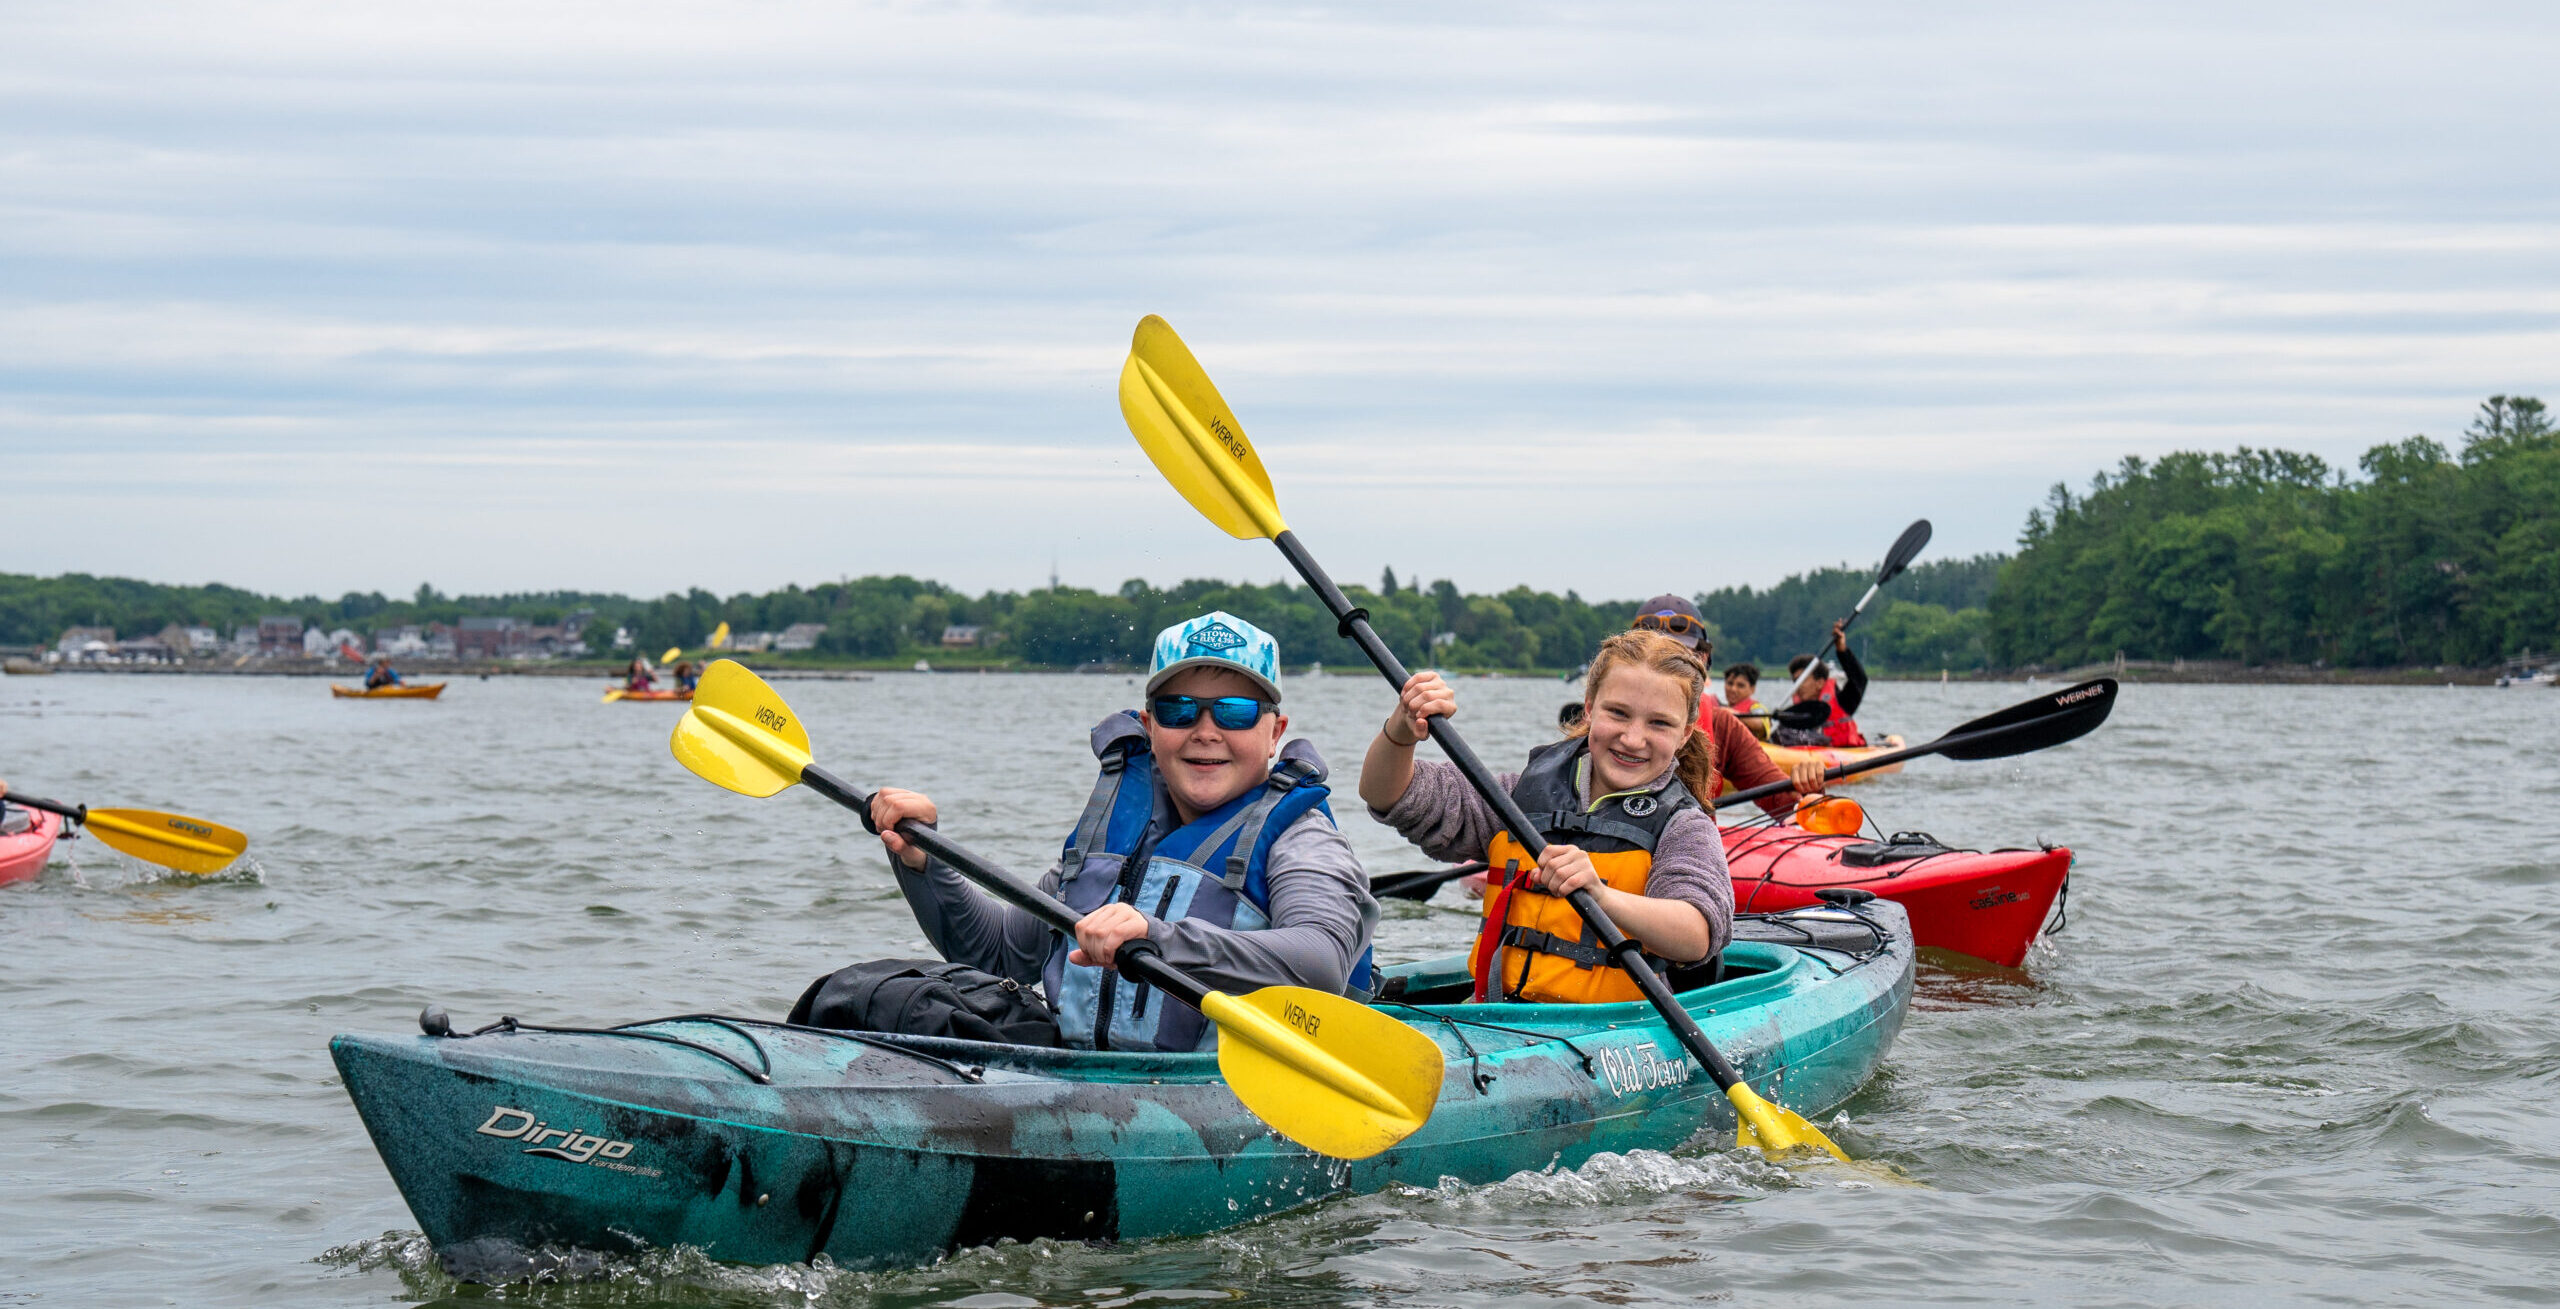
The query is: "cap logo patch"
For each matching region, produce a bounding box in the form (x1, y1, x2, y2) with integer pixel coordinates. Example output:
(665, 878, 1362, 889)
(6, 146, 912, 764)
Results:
(1186, 621, 1246, 654)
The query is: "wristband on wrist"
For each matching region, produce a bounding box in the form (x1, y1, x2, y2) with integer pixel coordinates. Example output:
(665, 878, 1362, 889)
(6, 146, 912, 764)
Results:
(1383, 719, 1418, 748)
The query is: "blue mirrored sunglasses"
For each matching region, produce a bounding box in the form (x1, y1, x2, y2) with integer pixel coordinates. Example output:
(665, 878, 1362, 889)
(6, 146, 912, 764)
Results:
(1151, 695, 1273, 730)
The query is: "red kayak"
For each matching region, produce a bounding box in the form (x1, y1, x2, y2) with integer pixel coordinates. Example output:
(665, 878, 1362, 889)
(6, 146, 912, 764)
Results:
(0, 805, 60, 887)
(1722, 823, 2068, 968)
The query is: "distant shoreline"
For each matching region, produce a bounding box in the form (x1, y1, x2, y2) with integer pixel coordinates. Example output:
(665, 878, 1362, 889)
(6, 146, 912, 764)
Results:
(4, 659, 2515, 686)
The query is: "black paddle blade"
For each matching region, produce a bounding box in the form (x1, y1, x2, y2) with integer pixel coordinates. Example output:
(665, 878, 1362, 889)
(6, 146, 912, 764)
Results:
(1370, 862, 1487, 902)
(1770, 700, 1831, 730)
(1937, 678, 2117, 761)
(1878, 519, 1932, 585)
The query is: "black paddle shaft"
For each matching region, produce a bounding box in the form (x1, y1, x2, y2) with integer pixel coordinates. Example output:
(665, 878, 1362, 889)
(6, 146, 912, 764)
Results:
(1275, 531, 1752, 1093)
(1714, 677, 2119, 811)
(801, 763, 1210, 1010)
(5, 794, 85, 822)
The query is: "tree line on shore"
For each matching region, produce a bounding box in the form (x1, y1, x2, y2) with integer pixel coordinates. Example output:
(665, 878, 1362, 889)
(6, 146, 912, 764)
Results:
(0, 562, 1996, 676)
(4, 395, 2545, 673)
(1988, 396, 2557, 670)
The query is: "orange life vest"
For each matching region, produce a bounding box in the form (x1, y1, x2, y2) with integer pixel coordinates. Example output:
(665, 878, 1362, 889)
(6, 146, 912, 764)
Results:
(1468, 739, 1700, 1005)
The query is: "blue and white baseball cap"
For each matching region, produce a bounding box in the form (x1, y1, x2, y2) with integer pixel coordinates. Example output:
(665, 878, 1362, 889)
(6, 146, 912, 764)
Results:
(1146, 611, 1284, 702)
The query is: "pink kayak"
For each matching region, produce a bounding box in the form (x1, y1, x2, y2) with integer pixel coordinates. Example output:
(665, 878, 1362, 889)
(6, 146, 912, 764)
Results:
(0, 805, 61, 886)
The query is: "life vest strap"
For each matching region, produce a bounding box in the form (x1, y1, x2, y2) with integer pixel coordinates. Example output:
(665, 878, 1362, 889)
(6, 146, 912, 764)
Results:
(1498, 924, 1608, 970)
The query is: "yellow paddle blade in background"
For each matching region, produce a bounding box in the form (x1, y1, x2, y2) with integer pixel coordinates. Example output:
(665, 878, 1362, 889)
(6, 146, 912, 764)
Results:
(1728, 1082, 1849, 1162)
(1207, 985, 1445, 1160)
(601, 689, 627, 703)
(1119, 315, 1287, 541)
(670, 659, 814, 798)
(708, 621, 731, 651)
(659, 646, 682, 663)
(80, 808, 248, 876)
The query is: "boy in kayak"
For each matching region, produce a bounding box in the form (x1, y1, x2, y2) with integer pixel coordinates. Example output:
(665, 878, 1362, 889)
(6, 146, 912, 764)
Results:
(1362, 629, 1731, 1002)
(1630, 596, 1828, 815)
(1775, 619, 1869, 748)
(867, 611, 1377, 1051)
(1721, 663, 1763, 716)
(362, 655, 403, 690)
(671, 660, 700, 694)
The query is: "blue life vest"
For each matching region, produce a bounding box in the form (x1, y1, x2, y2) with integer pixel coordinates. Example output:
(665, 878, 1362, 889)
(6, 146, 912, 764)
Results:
(1044, 712, 1375, 1053)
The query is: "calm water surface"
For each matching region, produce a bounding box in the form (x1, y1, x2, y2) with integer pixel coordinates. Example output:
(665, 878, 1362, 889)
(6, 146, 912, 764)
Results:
(3, 671, 2556, 1306)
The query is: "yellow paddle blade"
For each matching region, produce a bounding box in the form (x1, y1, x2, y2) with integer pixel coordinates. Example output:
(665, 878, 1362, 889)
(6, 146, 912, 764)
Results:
(79, 808, 248, 876)
(669, 659, 815, 798)
(708, 621, 731, 650)
(1729, 1081, 1849, 1162)
(1118, 315, 1287, 541)
(600, 688, 626, 703)
(659, 646, 682, 663)
(1206, 985, 1445, 1160)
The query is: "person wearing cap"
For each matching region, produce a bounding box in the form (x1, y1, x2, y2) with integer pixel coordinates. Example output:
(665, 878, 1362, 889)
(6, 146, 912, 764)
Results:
(867, 611, 1378, 1052)
(1628, 596, 1830, 817)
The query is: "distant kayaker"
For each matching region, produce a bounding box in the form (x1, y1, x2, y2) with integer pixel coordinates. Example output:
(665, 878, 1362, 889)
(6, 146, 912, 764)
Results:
(1775, 619, 1869, 748)
(1362, 629, 1732, 1003)
(1629, 596, 1828, 814)
(622, 657, 655, 693)
(863, 611, 1377, 1051)
(1721, 662, 1763, 716)
(671, 660, 700, 693)
(362, 655, 403, 690)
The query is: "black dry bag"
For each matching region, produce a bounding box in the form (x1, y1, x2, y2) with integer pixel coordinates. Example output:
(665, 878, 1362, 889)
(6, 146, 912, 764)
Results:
(787, 959, 1062, 1047)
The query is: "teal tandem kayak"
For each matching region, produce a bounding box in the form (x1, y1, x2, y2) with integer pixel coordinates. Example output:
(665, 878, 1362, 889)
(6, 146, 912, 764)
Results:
(331, 899, 1912, 1279)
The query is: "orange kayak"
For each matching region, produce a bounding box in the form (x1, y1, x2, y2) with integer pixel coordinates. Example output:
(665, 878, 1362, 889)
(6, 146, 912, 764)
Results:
(332, 683, 447, 699)
(609, 688, 694, 702)
(1758, 734, 1905, 784)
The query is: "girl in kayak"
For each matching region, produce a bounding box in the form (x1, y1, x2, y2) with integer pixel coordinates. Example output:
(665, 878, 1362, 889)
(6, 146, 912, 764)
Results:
(671, 660, 700, 694)
(621, 656, 655, 694)
(1362, 629, 1731, 1003)
(1775, 619, 1869, 747)
(1629, 595, 1829, 815)
(863, 612, 1377, 1051)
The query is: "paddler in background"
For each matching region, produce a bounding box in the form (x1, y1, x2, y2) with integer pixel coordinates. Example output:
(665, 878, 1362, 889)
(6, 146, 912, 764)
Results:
(1364, 630, 1731, 1001)
(1721, 663, 1764, 717)
(1629, 596, 1829, 816)
(362, 654, 404, 690)
(1773, 618, 1870, 748)
(860, 611, 1377, 1051)
(621, 656, 655, 694)
(671, 660, 700, 694)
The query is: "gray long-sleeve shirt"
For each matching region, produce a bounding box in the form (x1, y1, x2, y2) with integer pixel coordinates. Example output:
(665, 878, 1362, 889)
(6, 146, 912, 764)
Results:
(888, 807, 1379, 1001)
(1370, 757, 1733, 961)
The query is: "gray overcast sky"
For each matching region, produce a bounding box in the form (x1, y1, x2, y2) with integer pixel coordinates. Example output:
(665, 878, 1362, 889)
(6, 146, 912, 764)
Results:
(4, 1, 2554, 600)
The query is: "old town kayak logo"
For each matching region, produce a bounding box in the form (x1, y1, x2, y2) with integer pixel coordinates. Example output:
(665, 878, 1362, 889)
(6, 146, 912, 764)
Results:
(1596, 1041, 1687, 1096)
(476, 1107, 661, 1178)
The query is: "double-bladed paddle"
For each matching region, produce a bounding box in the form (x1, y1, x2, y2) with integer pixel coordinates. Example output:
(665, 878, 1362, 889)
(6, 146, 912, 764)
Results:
(1117, 314, 1847, 1160)
(1372, 678, 2119, 901)
(1782, 519, 1932, 705)
(4, 793, 248, 875)
(667, 659, 1446, 1161)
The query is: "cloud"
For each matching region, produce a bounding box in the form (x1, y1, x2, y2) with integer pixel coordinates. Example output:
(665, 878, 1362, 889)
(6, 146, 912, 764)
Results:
(3, 0, 2555, 597)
